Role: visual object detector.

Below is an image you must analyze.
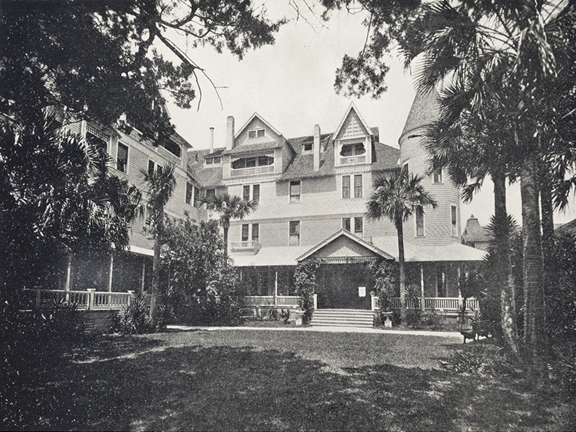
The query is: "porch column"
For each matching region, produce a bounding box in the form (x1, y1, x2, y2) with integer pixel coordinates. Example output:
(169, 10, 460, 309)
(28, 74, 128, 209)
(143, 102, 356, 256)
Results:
(274, 270, 278, 306)
(140, 259, 146, 294)
(108, 253, 114, 292)
(420, 263, 425, 311)
(65, 253, 73, 301)
(457, 266, 463, 310)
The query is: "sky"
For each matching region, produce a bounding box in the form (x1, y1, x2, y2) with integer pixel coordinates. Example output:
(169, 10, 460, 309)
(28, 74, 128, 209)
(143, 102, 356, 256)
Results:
(167, 1, 576, 227)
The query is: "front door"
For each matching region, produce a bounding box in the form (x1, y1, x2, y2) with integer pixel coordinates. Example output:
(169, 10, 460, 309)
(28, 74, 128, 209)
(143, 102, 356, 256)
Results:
(316, 264, 372, 309)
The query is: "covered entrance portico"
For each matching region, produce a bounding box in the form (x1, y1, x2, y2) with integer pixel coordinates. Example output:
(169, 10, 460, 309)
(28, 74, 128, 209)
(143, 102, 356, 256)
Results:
(297, 230, 395, 310)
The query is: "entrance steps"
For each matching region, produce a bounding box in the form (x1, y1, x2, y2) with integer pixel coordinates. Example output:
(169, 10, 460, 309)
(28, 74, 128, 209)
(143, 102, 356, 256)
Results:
(311, 309, 374, 328)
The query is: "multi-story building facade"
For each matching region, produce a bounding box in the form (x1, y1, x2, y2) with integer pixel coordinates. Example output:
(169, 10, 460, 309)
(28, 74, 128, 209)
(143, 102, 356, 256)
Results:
(188, 95, 485, 311)
(62, 117, 203, 294)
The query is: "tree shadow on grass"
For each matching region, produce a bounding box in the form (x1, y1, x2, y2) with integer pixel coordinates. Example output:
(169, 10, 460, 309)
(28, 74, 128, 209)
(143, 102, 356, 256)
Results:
(13, 337, 575, 431)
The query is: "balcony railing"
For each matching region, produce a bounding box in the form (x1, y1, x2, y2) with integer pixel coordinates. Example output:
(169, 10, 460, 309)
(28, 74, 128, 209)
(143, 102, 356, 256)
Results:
(339, 155, 367, 165)
(230, 165, 274, 177)
(24, 288, 135, 311)
(372, 296, 479, 314)
(230, 241, 261, 253)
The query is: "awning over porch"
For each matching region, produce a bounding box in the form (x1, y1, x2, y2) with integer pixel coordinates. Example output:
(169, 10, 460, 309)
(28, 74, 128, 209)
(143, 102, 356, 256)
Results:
(229, 232, 485, 268)
(371, 236, 486, 262)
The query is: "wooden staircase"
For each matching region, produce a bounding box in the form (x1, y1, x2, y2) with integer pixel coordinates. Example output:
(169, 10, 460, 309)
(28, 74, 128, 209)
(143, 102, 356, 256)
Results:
(311, 309, 374, 328)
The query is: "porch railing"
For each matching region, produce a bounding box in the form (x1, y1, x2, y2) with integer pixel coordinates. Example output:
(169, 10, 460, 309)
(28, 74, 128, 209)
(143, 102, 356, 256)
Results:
(25, 288, 135, 311)
(244, 294, 316, 309)
(372, 296, 479, 314)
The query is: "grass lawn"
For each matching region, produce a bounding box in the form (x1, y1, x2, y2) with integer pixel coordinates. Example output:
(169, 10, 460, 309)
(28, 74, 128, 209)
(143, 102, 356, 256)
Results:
(9, 329, 576, 431)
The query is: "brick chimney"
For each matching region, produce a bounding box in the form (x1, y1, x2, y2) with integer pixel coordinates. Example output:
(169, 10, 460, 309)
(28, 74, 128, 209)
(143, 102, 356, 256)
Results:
(209, 127, 214, 153)
(226, 116, 235, 151)
(313, 124, 321, 171)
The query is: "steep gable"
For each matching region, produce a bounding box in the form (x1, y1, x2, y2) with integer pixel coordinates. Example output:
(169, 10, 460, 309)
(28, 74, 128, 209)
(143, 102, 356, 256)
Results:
(334, 105, 373, 141)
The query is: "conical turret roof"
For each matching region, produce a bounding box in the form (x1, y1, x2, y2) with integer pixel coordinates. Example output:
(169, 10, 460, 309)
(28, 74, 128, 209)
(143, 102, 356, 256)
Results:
(399, 89, 440, 143)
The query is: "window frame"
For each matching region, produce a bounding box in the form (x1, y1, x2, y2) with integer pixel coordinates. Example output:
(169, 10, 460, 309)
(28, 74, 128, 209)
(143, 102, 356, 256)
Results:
(289, 221, 300, 246)
(433, 168, 443, 184)
(290, 180, 301, 203)
(342, 175, 351, 199)
(354, 217, 363, 235)
(148, 159, 163, 177)
(415, 205, 425, 237)
(354, 174, 363, 198)
(248, 128, 265, 139)
(116, 142, 129, 173)
(186, 182, 193, 205)
(451, 204, 458, 237)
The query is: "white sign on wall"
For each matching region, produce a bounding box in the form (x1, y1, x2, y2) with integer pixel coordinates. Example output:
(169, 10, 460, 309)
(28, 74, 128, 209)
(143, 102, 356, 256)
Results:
(358, 286, 366, 297)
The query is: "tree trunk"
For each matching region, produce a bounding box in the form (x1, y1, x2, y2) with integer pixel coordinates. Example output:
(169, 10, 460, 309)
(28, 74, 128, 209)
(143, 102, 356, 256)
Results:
(149, 235, 161, 324)
(223, 225, 229, 262)
(520, 158, 546, 373)
(492, 170, 520, 358)
(397, 221, 407, 325)
(539, 165, 555, 297)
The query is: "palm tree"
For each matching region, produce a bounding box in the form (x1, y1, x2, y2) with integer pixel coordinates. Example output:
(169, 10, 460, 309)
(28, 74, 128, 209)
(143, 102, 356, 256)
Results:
(198, 193, 258, 261)
(142, 163, 176, 324)
(397, 0, 576, 367)
(366, 167, 437, 325)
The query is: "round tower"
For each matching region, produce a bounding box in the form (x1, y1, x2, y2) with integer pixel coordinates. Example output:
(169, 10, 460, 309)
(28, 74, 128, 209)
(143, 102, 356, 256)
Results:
(398, 90, 462, 246)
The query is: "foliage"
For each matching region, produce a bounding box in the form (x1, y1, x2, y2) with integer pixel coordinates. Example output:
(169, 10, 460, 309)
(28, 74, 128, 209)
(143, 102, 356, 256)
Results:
(142, 163, 176, 324)
(197, 193, 258, 259)
(0, 300, 87, 428)
(0, 108, 140, 291)
(162, 218, 243, 325)
(114, 294, 155, 335)
(1, 0, 285, 134)
(294, 260, 320, 325)
(368, 259, 398, 311)
(441, 345, 518, 377)
(366, 167, 436, 324)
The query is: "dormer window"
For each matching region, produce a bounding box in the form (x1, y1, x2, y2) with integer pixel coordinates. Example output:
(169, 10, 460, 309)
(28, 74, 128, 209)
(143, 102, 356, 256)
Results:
(248, 129, 265, 139)
(230, 153, 274, 177)
(302, 143, 313, 154)
(205, 156, 221, 166)
(339, 143, 367, 164)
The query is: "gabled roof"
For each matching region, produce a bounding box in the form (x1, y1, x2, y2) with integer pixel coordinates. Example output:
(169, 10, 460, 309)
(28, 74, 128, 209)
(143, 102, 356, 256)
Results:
(296, 229, 395, 262)
(332, 102, 374, 141)
(235, 112, 283, 139)
(187, 147, 224, 187)
(556, 218, 576, 236)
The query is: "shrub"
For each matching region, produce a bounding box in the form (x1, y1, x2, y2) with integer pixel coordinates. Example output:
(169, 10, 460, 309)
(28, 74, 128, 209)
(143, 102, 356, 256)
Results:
(294, 260, 320, 325)
(406, 308, 422, 328)
(441, 345, 518, 376)
(114, 294, 154, 335)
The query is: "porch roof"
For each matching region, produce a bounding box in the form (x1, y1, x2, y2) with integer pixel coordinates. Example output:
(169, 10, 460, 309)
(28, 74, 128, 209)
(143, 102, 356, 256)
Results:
(230, 234, 485, 268)
(370, 237, 486, 262)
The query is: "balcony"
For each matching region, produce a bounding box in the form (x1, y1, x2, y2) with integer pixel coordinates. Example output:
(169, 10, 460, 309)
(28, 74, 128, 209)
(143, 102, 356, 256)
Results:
(339, 155, 367, 165)
(372, 296, 479, 316)
(230, 165, 275, 177)
(230, 241, 261, 253)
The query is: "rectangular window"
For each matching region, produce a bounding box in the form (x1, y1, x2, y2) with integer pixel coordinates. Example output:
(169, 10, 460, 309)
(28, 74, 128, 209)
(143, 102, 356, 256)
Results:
(186, 182, 193, 205)
(342, 175, 350, 199)
(193, 187, 200, 207)
(416, 205, 425, 237)
(252, 184, 260, 203)
(148, 160, 163, 177)
(290, 180, 301, 203)
(451, 205, 458, 237)
(433, 169, 443, 184)
(252, 223, 259, 242)
(117, 143, 128, 172)
(206, 189, 216, 201)
(289, 221, 300, 246)
(242, 224, 249, 242)
(248, 129, 265, 139)
(213, 157, 221, 164)
(342, 218, 351, 232)
(246, 157, 257, 168)
(354, 174, 363, 198)
(303, 143, 313, 153)
(354, 217, 363, 235)
(243, 185, 250, 202)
